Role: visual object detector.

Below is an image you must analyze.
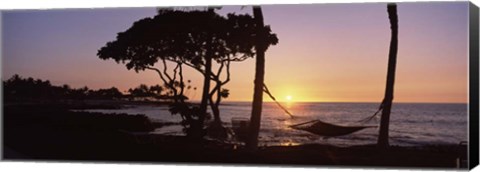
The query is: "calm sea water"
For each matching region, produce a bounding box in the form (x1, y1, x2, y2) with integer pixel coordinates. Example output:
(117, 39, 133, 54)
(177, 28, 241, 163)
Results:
(86, 102, 468, 147)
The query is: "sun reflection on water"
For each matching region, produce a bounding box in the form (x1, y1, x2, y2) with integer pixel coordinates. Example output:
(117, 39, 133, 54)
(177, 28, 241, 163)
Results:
(285, 101, 294, 109)
(280, 140, 300, 146)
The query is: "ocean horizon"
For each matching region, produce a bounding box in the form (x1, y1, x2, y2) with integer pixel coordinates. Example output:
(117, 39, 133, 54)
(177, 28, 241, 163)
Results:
(85, 101, 468, 147)
(188, 100, 468, 104)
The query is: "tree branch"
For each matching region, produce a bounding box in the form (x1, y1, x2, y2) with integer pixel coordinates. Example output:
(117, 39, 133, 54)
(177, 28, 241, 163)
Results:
(161, 59, 173, 82)
(145, 66, 168, 87)
(221, 59, 231, 86)
(180, 59, 218, 80)
(172, 63, 180, 83)
(178, 63, 185, 96)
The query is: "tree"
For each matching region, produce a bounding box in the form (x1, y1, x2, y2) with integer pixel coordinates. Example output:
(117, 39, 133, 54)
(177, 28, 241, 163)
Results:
(98, 9, 219, 137)
(378, 3, 398, 148)
(198, 8, 216, 133)
(246, 6, 278, 150)
(128, 84, 151, 99)
(149, 84, 163, 96)
(205, 12, 278, 139)
(67, 86, 89, 100)
(102, 87, 123, 99)
(98, 8, 278, 138)
(3, 74, 124, 101)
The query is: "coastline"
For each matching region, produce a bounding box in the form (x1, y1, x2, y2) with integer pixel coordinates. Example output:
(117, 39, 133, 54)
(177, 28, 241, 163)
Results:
(3, 104, 467, 169)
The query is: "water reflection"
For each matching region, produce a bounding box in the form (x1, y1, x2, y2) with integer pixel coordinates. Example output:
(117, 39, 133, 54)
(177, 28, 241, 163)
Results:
(285, 101, 294, 109)
(280, 140, 300, 146)
(84, 102, 468, 147)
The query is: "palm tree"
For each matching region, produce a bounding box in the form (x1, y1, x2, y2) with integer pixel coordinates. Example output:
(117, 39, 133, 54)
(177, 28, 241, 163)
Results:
(378, 3, 398, 148)
(246, 6, 267, 150)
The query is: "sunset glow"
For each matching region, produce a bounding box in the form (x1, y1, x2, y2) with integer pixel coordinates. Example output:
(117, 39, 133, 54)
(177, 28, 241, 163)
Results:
(286, 95, 292, 102)
(2, 2, 469, 103)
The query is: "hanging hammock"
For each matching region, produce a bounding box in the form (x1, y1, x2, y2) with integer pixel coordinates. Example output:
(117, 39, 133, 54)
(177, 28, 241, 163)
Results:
(263, 83, 378, 137)
(288, 120, 376, 137)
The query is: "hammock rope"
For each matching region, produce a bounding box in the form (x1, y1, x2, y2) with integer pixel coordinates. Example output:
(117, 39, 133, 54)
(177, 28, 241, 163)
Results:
(358, 99, 384, 123)
(263, 83, 383, 122)
(263, 84, 295, 118)
(262, 83, 380, 137)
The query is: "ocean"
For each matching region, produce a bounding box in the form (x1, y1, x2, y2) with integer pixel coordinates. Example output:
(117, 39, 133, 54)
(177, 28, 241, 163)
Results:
(85, 102, 468, 147)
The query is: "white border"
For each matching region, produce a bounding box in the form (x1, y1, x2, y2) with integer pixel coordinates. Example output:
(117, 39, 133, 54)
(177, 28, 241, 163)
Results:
(0, 0, 475, 10)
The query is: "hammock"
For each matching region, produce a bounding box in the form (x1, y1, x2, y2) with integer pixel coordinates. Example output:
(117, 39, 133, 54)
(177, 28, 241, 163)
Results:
(288, 120, 376, 137)
(263, 84, 379, 137)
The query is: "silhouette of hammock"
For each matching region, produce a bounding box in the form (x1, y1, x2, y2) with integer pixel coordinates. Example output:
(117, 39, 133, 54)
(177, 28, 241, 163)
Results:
(288, 120, 376, 137)
(263, 84, 379, 137)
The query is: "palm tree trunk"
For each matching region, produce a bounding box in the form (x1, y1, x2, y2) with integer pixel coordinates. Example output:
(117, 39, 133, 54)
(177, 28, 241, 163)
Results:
(246, 6, 266, 150)
(378, 3, 398, 148)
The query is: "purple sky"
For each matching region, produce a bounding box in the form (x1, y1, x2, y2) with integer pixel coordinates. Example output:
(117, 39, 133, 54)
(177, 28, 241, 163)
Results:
(2, 2, 469, 103)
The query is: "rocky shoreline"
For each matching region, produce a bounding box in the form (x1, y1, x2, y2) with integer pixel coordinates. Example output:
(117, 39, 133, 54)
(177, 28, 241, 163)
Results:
(3, 104, 467, 169)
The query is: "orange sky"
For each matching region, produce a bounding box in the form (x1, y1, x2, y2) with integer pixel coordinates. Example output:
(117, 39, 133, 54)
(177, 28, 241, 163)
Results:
(2, 2, 469, 103)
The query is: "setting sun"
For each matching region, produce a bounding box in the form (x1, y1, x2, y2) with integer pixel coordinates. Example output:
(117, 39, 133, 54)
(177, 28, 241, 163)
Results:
(286, 95, 293, 101)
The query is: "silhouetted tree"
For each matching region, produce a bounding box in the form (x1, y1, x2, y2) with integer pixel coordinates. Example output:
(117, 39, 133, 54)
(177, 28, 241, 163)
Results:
(98, 8, 278, 138)
(149, 84, 163, 96)
(198, 8, 216, 134)
(3, 75, 125, 101)
(90, 87, 123, 99)
(246, 6, 278, 150)
(68, 86, 89, 100)
(4, 75, 62, 100)
(128, 84, 151, 99)
(3, 74, 133, 102)
(98, 9, 205, 136)
(205, 11, 278, 139)
(378, 3, 398, 148)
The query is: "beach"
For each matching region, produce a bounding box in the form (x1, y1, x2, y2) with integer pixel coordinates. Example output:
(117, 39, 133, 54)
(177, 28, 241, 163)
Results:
(3, 103, 467, 169)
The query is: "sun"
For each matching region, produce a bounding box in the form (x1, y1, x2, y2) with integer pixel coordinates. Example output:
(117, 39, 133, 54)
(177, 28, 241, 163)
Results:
(286, 95, 292, 102)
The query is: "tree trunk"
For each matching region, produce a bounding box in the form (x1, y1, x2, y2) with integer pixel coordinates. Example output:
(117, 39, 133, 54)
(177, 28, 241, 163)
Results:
(207, 92, 228, 139)
(197, 8, 215, 137)
(210, 83, 222, 125)
(246, 6, 266, 150)
(378, 3, 398, 148)
(211, 103, 221, 124)
(199, 54, 212, 120)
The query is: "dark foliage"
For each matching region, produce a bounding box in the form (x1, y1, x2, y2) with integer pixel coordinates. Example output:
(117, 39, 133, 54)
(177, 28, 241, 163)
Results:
(3, 74, 123, 101)
(2, 74, 182, 103)
(97, 9, 278, 72)
(97, 8, 278, 138)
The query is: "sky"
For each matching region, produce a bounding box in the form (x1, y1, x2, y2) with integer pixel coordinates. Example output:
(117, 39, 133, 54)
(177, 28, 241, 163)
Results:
(1, 2, 469, 103)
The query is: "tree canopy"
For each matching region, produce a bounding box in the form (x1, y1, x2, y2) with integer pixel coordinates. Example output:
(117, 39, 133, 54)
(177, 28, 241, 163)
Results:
(97, 9, 278, 74)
